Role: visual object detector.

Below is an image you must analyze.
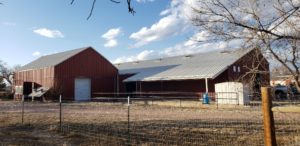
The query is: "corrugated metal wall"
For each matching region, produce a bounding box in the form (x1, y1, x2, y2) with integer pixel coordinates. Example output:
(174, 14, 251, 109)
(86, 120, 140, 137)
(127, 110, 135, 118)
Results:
(14, 67, 55, 87)
(55, 48, 118, 99)
(123, 70, 229, 93)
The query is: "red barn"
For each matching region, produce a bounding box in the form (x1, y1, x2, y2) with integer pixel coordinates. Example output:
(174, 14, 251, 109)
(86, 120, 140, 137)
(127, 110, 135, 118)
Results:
(14, 47, 269, 101)
(14, 47, 118, 101)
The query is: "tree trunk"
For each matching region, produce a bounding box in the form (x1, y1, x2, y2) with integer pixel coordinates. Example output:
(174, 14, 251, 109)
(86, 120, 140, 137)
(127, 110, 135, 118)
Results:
(294, 77, 300, 93)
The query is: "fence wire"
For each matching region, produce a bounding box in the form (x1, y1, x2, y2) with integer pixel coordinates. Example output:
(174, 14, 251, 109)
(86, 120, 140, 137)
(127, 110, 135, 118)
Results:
(0, 93, 299, 146)
(271, 92, 300, 146)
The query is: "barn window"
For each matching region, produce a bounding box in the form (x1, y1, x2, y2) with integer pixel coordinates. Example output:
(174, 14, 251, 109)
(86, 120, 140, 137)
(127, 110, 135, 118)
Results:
(238, 66, 241, 72)
(233, 66, 236, 72)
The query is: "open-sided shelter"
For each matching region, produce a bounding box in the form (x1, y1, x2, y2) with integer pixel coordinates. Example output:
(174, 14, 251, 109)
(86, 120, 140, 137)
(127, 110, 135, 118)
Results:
(116, 48, 270, 93)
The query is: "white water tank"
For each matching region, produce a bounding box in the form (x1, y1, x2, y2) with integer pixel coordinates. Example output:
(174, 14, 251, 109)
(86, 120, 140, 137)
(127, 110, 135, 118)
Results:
(215, 82, 249, 105)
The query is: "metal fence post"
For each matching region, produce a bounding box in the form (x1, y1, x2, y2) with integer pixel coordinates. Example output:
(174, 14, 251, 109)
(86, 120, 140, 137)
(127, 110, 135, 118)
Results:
(216, 93, 219, 109)
(179, 99, 182, 108)
(236, 92, 239, 105)
(127, 95, 131, 146)
(22, 95, 24, 124)
(261, 87, 277, 146)
(59, 95, 62, 132)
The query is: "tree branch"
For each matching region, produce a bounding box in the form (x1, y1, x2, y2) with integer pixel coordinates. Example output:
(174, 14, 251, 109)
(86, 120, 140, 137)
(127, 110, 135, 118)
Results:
(215, 0, 235, 21)
(127, 0, 136, 15)
(86, 0, 97, 20)
(290, 41, 300, 77)
(70, 0, 135, 20)
(110, 0, 120, 3)
(192, 0, 300, 92)
(268, 6, 300, 31)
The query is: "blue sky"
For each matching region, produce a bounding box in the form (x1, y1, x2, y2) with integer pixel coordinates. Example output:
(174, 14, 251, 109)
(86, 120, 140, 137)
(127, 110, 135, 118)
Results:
(0, 0, 228, 66)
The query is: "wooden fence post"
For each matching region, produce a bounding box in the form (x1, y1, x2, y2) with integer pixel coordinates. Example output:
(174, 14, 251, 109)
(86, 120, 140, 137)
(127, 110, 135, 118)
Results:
(59, 95, 62, 132)
(127, 96, 131, 146)
(261, 87, 277, 146)
(22, 95, 24, 124)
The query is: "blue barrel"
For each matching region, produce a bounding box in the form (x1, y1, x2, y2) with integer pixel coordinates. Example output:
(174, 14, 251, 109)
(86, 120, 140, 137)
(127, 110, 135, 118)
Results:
(202, 93, 210, 104)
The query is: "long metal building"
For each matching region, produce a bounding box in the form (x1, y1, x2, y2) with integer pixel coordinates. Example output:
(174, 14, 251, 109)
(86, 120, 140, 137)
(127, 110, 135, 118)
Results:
(116, 48, 270, 93)
(14, 47, 270, 101)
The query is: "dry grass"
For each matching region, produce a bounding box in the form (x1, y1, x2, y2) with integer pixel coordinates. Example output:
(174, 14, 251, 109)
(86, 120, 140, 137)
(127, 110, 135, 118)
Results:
(0, 100, 299, 146)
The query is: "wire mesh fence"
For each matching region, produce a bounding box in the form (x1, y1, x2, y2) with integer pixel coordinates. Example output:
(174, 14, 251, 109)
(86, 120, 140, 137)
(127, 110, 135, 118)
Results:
(270, 91, 300, 146)
(0, 92, 299, 145)
(59, 100, 265, 146)
(273, 111, 300, 146)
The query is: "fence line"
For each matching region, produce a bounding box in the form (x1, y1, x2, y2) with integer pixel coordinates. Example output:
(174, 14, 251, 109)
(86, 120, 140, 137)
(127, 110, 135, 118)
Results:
(0, 91, 300, 145)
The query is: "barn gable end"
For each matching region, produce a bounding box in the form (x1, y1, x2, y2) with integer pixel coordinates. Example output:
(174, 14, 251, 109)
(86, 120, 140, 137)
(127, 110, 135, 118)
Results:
(14, 47, 118, 100)
(54, 47, 118, 99)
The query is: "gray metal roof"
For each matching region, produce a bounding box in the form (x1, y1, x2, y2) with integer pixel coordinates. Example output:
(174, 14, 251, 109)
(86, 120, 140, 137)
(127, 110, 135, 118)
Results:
(19, 47, 89, 71)
(116, 48, 253, 82)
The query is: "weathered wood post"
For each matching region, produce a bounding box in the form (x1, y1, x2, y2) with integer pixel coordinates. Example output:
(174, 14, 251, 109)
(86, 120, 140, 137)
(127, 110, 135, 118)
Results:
(261, 87, 277, 146)
(127, 95, 131, 146)
(59, 95, 62, 132)
(22, 95, 24, 124)
(31, 82, 34, 102)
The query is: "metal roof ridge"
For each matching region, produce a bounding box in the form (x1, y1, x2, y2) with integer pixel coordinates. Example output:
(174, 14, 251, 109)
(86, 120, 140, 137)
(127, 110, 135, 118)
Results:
(52, 46, 91, 67)
(114, 48, 250, 66)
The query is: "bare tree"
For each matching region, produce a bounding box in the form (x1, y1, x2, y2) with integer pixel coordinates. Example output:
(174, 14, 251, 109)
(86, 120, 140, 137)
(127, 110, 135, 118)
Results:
(0, 60, 12, 86)
(0, 76, 5, 91)
(1, 1, 135, 19)
(0, 60, 20, 86)
(71, 0, 136, 20)
(191, 0, 300, 91)
(236, 48, 270, 96)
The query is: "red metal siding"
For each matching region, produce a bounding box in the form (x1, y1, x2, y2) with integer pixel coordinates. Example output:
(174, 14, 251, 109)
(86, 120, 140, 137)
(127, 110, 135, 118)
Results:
(227, 49, 270, 86)
(139, 80, 209, 92)
(118, 74, 135, 92)
(55, 47, 118, 99)
(121, 70, 229, 93)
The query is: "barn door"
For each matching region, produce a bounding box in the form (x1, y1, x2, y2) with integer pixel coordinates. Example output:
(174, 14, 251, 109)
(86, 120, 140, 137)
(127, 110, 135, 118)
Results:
(75, 78, 91, 101)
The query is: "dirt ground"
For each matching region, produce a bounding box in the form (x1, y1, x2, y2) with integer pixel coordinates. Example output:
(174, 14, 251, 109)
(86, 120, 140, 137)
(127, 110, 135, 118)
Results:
(0, 100, 299, 146)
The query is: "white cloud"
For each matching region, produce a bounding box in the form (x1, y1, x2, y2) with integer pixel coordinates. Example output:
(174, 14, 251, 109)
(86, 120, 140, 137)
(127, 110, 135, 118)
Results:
(32, 51, 41, 57)
(159, 9, 171, 16)
(33, 28, 64, 38)
(2, 22, 16, 26)
(114, 50, 156, 63)
(104, 40, 118, 48)
(114, 31, 243, 64)
(102, 28, 122, 48)
(129, 0, 195, 48)
(102, 28, 122, 40)
(114, 0, 246, 63)
(137, 50, 155, 60)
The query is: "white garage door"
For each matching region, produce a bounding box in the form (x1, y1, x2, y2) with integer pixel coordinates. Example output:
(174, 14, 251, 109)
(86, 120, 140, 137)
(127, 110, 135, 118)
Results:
(75, 78, 91, 101)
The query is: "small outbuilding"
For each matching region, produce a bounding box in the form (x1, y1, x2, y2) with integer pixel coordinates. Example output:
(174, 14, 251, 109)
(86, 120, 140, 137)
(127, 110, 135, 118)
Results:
(14, 47, 118, 101)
